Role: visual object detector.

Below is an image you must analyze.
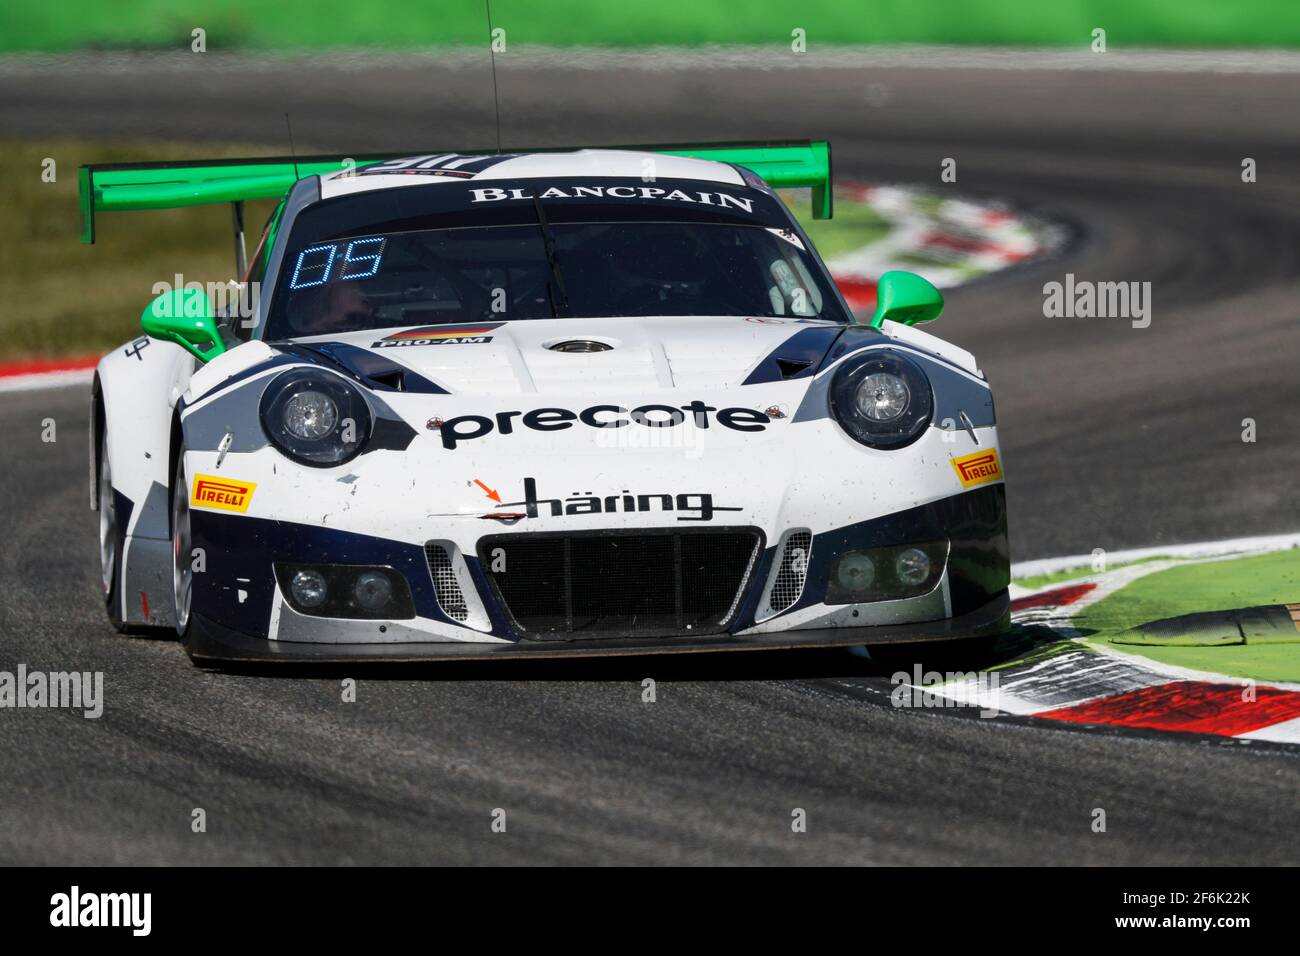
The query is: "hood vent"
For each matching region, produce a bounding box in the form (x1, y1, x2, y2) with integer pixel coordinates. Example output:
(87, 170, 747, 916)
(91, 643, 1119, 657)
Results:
(775, 358, 814, 379)
(548, 339, 613, 353)
(292, 342, 448, 394)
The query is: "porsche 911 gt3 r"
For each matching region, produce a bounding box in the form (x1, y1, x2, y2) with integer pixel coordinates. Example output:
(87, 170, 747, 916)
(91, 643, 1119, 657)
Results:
(82, 141, 1009, 664)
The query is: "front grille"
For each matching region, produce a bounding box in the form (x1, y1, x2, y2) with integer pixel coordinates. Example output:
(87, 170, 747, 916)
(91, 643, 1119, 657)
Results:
(768, 530, 812, 613)
(480, 529, 761, 639)
(424, 543, 469, 621)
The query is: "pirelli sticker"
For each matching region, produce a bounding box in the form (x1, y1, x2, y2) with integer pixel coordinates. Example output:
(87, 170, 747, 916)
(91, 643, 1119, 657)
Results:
(191, 474, 256, 512)
(950, 449, 1002, 488)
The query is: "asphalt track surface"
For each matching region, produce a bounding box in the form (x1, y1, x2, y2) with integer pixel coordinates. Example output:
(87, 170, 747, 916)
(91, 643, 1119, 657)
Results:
(1, 54, 1298, 864)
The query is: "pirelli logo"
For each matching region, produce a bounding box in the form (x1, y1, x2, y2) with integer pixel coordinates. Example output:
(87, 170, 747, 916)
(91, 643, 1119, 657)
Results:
(191, 474, 256, 512)
(950, 449, 1002, 488)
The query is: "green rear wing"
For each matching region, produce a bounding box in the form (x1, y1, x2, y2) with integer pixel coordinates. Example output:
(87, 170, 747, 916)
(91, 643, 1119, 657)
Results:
(78, 139, 832, 243)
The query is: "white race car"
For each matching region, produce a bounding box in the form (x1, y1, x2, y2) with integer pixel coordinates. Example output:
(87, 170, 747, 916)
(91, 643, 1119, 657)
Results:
(82, 141, 1009, 664)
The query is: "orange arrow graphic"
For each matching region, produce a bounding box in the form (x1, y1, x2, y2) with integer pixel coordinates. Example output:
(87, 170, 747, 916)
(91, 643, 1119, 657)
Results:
(473, 479, 502, 503)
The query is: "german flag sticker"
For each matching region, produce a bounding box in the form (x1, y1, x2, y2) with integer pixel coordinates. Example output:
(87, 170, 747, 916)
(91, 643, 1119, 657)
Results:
(950, 449, 1002, 488)
(382, 323, 503, 340)
(191, 474, 256, 513)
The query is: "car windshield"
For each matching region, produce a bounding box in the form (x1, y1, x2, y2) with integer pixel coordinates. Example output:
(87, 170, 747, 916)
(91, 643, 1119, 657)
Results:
(264, 220, 848, 338)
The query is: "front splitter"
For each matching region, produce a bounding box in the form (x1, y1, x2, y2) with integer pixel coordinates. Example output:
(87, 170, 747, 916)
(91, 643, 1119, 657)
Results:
(184, 590, 1009, 665)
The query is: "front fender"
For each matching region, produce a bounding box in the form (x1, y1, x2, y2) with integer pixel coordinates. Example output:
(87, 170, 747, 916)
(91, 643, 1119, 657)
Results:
(93, 337, 194, 626)
(94, 337, 193, 527)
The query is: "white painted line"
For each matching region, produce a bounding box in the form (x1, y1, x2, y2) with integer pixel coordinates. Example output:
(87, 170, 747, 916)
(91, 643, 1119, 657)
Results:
(1012, 546, 1300, 686)
(1012, 534, 1300, 579)
(1081, 640, 1300, 693)
(0, 368, 95, 394)
(826, 189, 1055, 292)
(1239, 716, 1300, 744)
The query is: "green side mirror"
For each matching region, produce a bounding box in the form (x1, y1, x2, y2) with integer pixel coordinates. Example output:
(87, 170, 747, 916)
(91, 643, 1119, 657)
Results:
(140, 287, 226, 363)
(867, 270, 944, 328)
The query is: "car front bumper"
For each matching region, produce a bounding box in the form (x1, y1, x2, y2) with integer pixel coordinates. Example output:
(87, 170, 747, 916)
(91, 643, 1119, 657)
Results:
(184, 589, 1009, 665)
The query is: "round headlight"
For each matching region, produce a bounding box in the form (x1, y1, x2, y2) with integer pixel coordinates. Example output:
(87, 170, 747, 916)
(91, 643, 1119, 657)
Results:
(290, 568, 328, 608)
(834, 552, 875, 592)
(259, 368, 372, 466)
(856, 371, 911, 422)
(830, 350, 933, 449)
(894, 547, 931, 587)
(283, 389, 339, 441)
(352, 570, 393, 613)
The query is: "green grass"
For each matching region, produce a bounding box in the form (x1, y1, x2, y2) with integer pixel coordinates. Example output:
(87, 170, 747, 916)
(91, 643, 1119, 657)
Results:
(0, 139, 280, 360)
(782, 189, 889, 259)
(3, 1, 1300, 53)
(1076, 550, 1300, 683)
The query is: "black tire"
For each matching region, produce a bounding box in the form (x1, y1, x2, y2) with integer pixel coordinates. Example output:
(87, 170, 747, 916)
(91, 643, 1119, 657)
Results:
(169, 443, 195, 644)
(97, 428, 131, 633)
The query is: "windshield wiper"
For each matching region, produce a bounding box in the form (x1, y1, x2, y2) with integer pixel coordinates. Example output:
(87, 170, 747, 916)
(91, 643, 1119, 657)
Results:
(531, 194, 569, 318)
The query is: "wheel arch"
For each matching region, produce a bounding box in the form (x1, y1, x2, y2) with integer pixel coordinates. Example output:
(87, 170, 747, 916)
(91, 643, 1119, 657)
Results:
(90, 373, 104, 511)
(168, 406, 185, 531)
(94, 339, 195, 628)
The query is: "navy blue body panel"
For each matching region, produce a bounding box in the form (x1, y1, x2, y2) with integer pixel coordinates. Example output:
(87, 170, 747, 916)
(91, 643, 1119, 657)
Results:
(187, 485, 1005, 645)
(784, 484, 1009, 618)
(741, 325, 848, 385)
(188, 512, 496, 638)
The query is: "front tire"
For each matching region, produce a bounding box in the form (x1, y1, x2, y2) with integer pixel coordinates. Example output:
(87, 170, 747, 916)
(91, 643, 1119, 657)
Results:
(170, 447, 193, 640)
(98, 430, 130, 633)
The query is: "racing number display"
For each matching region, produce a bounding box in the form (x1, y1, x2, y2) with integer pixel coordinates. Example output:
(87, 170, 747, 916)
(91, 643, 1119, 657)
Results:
(288, 237, 387, 289)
